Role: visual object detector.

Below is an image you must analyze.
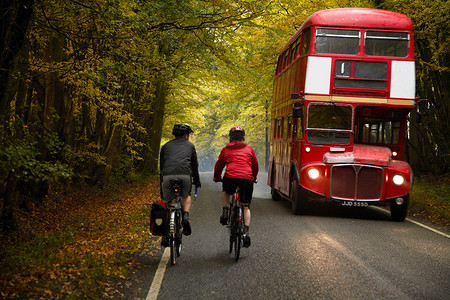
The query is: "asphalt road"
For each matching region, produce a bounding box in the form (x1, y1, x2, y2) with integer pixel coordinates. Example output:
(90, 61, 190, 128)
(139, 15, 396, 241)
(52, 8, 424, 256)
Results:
(133, 172, 450, 299)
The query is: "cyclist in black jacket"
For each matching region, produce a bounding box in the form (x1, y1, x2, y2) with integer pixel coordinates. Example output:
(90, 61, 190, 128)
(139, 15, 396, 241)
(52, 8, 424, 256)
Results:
(160, 124, 201, 238)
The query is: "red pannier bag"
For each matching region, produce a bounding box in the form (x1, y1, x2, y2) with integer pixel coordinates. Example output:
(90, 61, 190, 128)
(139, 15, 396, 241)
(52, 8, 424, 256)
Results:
(150, 200, 168, 236)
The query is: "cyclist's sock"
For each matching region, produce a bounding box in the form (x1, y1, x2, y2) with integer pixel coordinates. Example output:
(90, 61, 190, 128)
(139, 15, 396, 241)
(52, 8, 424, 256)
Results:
(182, 211, 191, 236)
(243, 225, 251, 247)
(220, 207, 229, 225)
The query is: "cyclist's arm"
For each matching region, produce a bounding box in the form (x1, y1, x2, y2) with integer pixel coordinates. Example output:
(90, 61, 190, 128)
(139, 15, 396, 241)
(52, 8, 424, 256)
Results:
(191, 146, 201, 187)
(250, 147, 259, 182)
(213, 148, 226, 182)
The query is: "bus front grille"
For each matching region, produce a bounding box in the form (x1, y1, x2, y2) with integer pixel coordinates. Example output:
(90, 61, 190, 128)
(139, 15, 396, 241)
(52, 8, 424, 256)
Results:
(330, 165, 383, 201)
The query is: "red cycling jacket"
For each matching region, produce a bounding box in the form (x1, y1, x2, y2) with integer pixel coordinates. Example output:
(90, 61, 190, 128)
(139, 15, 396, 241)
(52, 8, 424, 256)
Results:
(214, 141, 259, 182)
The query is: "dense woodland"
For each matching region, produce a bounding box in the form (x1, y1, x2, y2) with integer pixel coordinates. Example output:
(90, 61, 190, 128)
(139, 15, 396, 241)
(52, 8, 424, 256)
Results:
(1, 0, 449, 230)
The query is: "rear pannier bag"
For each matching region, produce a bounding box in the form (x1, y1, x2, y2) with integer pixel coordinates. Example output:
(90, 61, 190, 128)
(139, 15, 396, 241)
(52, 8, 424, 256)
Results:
(150, 200, 168, 236)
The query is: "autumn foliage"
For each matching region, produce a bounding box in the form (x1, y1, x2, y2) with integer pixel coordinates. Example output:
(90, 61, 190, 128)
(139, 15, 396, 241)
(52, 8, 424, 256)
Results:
(0, 177, 161, 298)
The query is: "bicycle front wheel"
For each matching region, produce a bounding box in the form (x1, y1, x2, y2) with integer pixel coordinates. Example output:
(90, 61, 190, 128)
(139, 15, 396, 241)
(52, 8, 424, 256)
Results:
(229, 234, 233, 253)
(234, 229, 241, 261)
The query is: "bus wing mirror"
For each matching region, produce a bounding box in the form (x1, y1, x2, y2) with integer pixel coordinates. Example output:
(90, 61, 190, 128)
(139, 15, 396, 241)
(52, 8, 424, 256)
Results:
(291, 91, 304, 100)
(293, 107, 302, 118)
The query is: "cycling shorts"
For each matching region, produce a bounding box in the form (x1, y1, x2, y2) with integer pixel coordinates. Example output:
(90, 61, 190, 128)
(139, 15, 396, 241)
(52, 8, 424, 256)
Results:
(162, 175, 191, 202)
(222, 177, 254, 204)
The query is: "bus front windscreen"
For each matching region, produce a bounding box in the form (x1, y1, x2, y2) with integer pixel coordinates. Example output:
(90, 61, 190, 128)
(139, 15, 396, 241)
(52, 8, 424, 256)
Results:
(307, 103, 353, 144)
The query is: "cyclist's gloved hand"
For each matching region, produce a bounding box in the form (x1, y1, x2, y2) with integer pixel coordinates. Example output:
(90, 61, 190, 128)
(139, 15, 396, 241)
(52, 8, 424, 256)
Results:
(213, 177, 221, 183)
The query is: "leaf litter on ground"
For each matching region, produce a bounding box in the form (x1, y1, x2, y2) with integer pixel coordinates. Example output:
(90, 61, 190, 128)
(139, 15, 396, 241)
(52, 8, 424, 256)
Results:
(0, 176, 162, 299)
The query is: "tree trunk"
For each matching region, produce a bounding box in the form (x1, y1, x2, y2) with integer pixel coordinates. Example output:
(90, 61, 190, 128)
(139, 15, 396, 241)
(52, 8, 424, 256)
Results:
(1, 173, 18, 231)
(147, 78, 168, 173)
(0, 0, 34, 121)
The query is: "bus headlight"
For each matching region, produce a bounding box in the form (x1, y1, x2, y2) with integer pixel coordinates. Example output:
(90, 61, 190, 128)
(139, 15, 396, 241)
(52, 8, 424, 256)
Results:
(392, 174, 405, 186)
(307, 168, 320, 180)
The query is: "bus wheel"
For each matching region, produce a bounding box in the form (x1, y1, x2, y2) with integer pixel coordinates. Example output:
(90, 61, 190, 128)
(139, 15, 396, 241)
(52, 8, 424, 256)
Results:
(390, 194, 409, 222)
(271, 188, 281, 201)
(270, 167, 281, 201)
(291, 178, 307, 215)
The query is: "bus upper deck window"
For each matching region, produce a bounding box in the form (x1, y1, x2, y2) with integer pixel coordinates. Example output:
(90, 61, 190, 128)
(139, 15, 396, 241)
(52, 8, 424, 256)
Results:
(315, 28, 360, 55)
(365, 31, 409, 57)
(301, 28, 311, 55)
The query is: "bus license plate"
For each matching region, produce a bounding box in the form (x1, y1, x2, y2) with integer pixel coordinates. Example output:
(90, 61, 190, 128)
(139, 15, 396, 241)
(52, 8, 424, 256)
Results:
(341, 201, 368, 207)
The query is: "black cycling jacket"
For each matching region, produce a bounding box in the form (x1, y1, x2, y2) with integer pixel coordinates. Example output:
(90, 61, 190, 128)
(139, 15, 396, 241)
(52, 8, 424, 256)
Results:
(159, 137, 200, 185)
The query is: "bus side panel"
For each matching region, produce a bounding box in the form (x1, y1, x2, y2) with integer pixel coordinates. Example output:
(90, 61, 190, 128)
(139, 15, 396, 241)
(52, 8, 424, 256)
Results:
(305, 56, 332, 95)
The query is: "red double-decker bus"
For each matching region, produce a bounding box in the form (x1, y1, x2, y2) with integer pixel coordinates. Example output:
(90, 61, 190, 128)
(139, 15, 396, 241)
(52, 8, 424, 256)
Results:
(268, 8, 416, 221)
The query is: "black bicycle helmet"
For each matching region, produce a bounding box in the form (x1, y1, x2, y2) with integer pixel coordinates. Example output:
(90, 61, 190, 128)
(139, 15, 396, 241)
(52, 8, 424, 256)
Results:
(172, 124, 194, 136)
(229, 126, 245, 141)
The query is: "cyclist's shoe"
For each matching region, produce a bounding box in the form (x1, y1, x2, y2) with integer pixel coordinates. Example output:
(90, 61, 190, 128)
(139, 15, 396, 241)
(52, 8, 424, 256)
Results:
(182, 211, 192, 236)
(243, 225, 251, 248)
(220, 207, 229, 225)
(161, 235, 169, 247)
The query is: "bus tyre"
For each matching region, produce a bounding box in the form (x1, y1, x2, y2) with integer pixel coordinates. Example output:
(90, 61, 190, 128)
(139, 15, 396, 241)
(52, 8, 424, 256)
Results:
(390, 194, 409, 222)
(270, 163, 280, 201)
(291, 179, 307, 215)
(271, 188, 281, 201)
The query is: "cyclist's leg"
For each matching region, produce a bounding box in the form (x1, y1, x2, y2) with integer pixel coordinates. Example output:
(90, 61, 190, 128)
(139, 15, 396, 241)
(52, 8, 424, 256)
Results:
(221, 178, 236, 225)
(243, 205, 251, 227)
(179, 175, 192, 235)
(221, 191, 232, 207)
(238, 179, 254, 227)
(239, 179, 253, 247)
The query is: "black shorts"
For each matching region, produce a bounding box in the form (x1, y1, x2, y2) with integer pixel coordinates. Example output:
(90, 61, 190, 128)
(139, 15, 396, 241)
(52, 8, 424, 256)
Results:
(162, 175, 191, 202)
(222, 177, 254, 205)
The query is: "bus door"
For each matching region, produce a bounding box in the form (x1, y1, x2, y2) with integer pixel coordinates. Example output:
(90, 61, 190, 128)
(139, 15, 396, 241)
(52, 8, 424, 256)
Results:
(291, 106, 304, 166)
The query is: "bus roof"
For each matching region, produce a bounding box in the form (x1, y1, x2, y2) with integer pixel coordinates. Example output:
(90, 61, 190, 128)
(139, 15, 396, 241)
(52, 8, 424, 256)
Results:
(282, 8, 413, 53)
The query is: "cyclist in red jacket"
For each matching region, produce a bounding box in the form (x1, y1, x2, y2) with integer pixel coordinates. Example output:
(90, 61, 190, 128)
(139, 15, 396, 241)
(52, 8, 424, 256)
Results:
(213, 126, 258, 247)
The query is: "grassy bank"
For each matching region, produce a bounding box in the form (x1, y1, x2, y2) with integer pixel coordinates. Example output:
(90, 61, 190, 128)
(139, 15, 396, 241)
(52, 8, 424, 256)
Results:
(409, 174, 450, 228)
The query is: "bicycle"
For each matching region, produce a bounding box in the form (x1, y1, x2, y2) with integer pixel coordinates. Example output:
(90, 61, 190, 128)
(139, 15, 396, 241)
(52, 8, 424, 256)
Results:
(166, 179, 183, 265)
(227, 187, 245, 261)
(166, 179, 198, 265)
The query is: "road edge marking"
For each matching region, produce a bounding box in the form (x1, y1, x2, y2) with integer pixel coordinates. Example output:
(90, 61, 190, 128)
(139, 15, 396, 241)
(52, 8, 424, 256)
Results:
(146, 247, 169, 300)
(373, 206, 450, 239)
(406, 218, 450, 238)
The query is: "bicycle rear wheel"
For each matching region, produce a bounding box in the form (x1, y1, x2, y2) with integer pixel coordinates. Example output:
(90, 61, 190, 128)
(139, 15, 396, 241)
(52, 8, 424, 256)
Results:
(170, 235, 176, 265)
(234, 206, 243, 261)
(176, 210, 182, 257)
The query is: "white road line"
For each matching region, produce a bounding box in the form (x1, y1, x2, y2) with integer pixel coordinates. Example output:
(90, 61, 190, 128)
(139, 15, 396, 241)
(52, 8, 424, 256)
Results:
(146, 248, 169, 300)
(407, 218, 450, 238)
(373, 206, 450, 239)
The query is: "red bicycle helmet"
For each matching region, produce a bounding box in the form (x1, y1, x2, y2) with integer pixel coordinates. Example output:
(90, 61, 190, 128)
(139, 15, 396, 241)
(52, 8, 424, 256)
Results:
(229, 126, 245, 142)
(229, 126, 245, 136)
